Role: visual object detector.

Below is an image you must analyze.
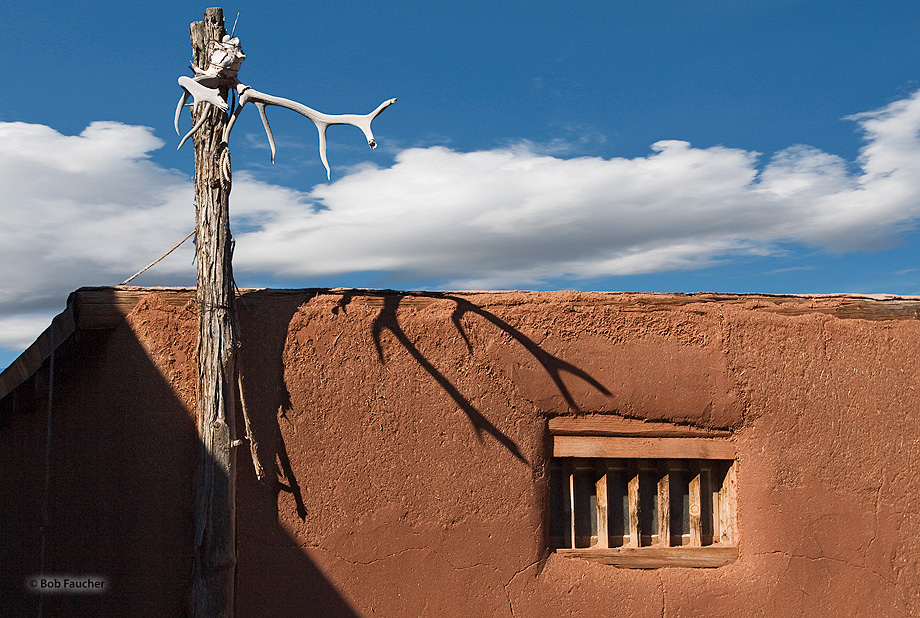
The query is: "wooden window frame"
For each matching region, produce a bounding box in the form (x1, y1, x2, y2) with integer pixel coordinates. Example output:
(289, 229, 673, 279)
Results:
(549, 416, 738, 569)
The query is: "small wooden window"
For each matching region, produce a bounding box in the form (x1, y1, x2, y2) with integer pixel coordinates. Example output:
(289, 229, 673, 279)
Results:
(548, 416, 738, 568)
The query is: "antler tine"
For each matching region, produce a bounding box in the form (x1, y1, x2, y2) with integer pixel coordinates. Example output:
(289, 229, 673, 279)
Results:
(316, 122, 331, 180)
(223, 89, 247, 144)
(225, 88, 277, 164)
(349, 98, 398, 149)
(255, 102, 277, 164)
(175, 90, 191, 136)
(177, 103, 210, 151)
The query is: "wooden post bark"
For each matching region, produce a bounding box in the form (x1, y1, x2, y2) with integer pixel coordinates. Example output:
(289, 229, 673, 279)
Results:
(188, 8, 237, 618)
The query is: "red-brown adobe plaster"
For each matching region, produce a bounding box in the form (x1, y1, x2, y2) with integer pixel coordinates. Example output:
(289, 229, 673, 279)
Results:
(2, 289, 918, 617)
(231, 290, 918, 617)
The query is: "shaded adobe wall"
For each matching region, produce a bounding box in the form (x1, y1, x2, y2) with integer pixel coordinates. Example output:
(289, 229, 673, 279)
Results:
(0, 293, 199, 617)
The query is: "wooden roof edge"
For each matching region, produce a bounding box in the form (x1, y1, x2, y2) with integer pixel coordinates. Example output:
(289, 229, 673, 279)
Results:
(72, 286, 194, 330)
(0, 294, 77, 402)
(0, 286, 179, 402)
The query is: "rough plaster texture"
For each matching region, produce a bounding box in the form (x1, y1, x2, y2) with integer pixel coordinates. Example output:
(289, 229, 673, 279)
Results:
(1, 289, 918, 617)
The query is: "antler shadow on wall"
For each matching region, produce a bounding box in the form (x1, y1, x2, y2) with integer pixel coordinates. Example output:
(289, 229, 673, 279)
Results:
(232, 288, 612, 616)
(333, 290, 612, 465)
(236, 290, 317, 521)
(236, 288, 612, 518)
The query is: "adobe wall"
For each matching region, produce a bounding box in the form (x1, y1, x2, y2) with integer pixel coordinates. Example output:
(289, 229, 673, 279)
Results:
(235, 290, 920, 618)
(2, 288, 918, 617)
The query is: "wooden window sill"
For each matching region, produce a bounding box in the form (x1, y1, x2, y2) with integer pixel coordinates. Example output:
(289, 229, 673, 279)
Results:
(555, 545, 738, 569)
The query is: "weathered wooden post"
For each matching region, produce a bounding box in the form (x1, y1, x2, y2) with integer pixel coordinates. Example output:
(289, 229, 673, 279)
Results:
(187, 8, 237, 618)
(177, 8, 394, 615)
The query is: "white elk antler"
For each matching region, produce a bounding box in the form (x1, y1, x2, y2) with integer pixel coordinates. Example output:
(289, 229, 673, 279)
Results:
(175, 34, 395, 180)
(227, 86, 396, 180)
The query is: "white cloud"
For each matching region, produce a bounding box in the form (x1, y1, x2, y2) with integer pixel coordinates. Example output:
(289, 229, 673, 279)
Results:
(3, 89, 920, 354)
(0, 313, 64, 351)
(0, 121, 193, 349)
(0, 121, 324, 350)
(235, 89, 920, 287)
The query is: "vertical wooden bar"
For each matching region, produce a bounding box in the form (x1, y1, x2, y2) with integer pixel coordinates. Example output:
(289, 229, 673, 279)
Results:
(627, 460, 640, 547)
(563, 459, 574, 549)
(699, 462, 712, 545)
(689, 460, 702, 546)
(595, 460, 609, 548)
(657, 460, 670, 546)
(711, 464, 721, 543)
(719, 461, 737, 545)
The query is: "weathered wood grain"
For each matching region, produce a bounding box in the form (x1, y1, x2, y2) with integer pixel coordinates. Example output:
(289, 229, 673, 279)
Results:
(657, 462, 670, 546)
(563, 459, 574, 549)
(720, 462, 737, 545)
(595, 460, 609, 549)
(627, 461, 640, 548)
(188, 8, 238, 618)
(557, 545, 738, 568)
(554, 436, 736, 460)
(688, 462, 702, 547)
(549, 416, 732, 437)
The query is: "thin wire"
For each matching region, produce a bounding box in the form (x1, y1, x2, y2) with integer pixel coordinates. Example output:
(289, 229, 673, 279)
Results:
(120, 230, 196, 285)
(37, 329, 55, 618)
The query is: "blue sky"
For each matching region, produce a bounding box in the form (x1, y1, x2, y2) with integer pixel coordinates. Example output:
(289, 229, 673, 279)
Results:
(2, 1, 920, 368)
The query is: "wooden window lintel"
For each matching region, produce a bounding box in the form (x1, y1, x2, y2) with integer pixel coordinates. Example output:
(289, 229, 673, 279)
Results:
(554, 435, 735, 460)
